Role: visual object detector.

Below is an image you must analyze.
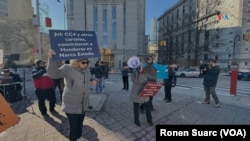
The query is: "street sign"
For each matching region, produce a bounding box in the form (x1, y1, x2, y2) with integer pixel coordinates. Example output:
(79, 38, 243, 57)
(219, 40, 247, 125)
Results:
(139, 82, 163, 97)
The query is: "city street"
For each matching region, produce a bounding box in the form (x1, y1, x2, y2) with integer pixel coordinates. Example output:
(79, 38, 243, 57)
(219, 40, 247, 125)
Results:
(0, 71, 250, 141)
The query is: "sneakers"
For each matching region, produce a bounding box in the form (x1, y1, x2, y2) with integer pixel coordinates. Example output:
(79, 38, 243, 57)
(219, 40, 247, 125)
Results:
(88, 105, 93, 109)
(134, 121, 141, 127)
(214, 103, 220, 108)
(202, 101, 210, 104)
(148, 121, 153, 126)
(42, 113, 49, 117)
(100, 90, 104, 93)
(50, 110, 59, 115)
(77, 137, 89, 141)
(166, 100, 172, 103)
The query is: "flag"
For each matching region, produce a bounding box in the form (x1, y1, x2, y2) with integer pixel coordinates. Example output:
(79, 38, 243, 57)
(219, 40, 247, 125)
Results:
(217, 13, 222, 20)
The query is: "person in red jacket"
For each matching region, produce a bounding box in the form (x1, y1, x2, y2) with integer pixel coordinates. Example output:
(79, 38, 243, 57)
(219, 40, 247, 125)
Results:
(32, 60, 56, 116)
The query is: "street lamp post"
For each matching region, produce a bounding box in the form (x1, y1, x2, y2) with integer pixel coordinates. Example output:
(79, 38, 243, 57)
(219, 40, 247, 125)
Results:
(123, 45, 126, 61)
(36, 0, 42, 60)
(232, 34, 241, 63)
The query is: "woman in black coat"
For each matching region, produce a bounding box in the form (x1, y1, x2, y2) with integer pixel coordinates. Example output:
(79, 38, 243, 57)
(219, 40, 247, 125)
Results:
(163, 67, 175, 103)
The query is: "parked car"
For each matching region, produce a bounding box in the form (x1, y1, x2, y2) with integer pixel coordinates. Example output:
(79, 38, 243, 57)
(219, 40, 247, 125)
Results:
(175, 68, 201, 78)
(237, 69, 250, 80)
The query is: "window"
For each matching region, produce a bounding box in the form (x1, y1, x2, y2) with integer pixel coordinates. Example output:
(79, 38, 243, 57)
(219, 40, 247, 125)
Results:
(102, 6, 108, 48)
(112, 5, 117, 40)
(218, 1, 221, 5)
(93, 6, 98, 36)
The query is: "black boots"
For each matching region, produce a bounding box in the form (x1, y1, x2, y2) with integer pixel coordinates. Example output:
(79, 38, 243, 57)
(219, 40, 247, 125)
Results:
(135, 120, 141, 127)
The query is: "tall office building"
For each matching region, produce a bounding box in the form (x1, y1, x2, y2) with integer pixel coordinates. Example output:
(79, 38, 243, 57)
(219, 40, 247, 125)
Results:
(149, 17, 158, 46)
(66, 0, 146, 69)
(158, 0, 250, 70)
(0, 0, 32, 20)
(148, 17, 158, 62)
(0, 0, 34, 65)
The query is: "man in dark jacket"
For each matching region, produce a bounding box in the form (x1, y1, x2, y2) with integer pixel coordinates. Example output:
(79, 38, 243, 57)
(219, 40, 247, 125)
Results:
(32, 60, 56, 116)
(100, 61, 109, 88)
(121, 61, 129, 91)
(3, 69, 22, 92)
(202, 58, 220, 107)
(93, 61, 104, 93)
(1, 69, 23, 102)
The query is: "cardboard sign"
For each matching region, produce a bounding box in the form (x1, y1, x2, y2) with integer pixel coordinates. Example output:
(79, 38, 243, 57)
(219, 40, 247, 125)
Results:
(139, 82, 163, 97)
(0, 94, 20, 132)
(49, 30, 101, 61)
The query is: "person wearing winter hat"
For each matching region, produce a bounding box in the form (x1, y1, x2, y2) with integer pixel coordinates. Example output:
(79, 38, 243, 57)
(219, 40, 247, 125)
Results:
(47, 49, 97, 141)
(31, 59, 56, 116)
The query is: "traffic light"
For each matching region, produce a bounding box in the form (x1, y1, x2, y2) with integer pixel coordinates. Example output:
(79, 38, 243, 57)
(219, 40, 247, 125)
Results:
(163, 40, 167, 46)
(159, 40, 167, 46)
(243, 33, 250, 41)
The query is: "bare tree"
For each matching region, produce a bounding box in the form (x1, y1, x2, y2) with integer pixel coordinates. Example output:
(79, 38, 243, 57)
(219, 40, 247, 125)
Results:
(0, 19, 38, 65)
(174, 0, 221, 66)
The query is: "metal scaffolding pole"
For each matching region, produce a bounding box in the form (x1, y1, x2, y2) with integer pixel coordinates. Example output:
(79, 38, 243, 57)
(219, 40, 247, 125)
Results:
(36, 0, 42, 60)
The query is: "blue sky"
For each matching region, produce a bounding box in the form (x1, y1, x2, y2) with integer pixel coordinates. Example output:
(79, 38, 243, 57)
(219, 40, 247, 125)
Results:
(33, 0, 179, 34)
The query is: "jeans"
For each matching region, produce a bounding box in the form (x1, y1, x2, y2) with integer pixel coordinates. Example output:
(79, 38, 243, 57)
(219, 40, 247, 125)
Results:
(122, 76, 129, 90)
(204, 86, 219, 104)
(35, 88, 56, 114)
(96, 78, 103, 93)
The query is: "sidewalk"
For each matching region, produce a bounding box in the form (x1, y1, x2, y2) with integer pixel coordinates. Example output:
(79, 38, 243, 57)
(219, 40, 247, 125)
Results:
(1, 74, 250, 141)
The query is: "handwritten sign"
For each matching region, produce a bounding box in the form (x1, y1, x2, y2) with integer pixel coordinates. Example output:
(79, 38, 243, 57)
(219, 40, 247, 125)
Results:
(139, 82, 163, 97)
(49, 30, 100, 60)
(0, 94, 20, 132)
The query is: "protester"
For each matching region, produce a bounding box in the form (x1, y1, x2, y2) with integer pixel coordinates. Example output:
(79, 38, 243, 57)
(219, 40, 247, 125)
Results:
(93, 61, 104, 93)
(202, 58, 220, 107)
(163, 67, 175, 103)
(121, 61, 129, 91)
(139, 56, 157, 112)
(130, 63, 156, 127)
(32, 60, 56, 116)
(140, 56, 178, 112)
(100, 61, 109, 88)
(47, 49, 97, 141)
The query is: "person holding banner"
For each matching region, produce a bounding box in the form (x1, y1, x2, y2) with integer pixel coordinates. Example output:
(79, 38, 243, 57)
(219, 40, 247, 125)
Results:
(130, 63, 156, 127)
(47, 49, 97, 141)
(140, 56, 178, 112)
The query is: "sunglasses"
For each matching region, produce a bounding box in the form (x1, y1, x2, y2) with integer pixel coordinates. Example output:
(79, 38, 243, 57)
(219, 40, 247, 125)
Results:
(80, 61, 89, 64)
